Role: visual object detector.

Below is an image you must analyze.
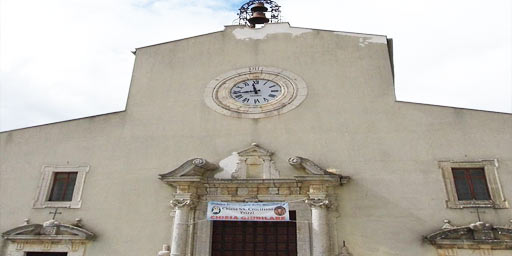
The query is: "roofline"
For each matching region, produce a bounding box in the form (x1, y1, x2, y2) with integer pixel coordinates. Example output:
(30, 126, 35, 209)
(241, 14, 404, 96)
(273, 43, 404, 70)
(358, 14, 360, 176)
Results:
(134, 30, 225, 52)
(133, 22, 390, 53)
(395, 100, 512, 116)
(0, 110, 126, 134)
(274, 22, 389, 39)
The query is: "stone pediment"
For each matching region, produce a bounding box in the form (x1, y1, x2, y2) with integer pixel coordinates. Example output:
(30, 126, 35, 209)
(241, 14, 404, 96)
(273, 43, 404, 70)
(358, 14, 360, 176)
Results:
(2, 219, 95, 241)
(226, 143, 277, 179)
(237, 143, 273, 157)
(425, 220, 512, 250)
(160, 158, 218, 178)
(160, 143, 350, 184)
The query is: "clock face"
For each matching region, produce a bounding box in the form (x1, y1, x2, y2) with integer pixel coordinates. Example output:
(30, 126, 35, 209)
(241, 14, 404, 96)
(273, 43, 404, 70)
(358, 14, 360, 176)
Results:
(230, 79, 282, 105)
(204, 66, 308, 119)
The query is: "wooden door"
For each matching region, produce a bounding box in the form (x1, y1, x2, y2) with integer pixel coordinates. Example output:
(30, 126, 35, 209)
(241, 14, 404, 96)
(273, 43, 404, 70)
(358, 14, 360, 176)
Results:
(212, 211, 297, 256)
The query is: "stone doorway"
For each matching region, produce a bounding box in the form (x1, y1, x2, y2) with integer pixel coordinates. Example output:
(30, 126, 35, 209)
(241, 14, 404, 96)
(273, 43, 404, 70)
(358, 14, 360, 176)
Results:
(211, 211, 298, 256)
(159, 144, 349, 256)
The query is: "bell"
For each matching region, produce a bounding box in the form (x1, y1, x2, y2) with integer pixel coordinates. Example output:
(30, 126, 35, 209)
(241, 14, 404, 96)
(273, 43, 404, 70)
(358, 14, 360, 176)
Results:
(251, 2, 268, 13)
(248, 12, 269, 25)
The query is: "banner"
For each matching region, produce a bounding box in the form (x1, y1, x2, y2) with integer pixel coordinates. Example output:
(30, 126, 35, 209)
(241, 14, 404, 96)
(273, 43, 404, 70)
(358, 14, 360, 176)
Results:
(207, 201, 289, 221)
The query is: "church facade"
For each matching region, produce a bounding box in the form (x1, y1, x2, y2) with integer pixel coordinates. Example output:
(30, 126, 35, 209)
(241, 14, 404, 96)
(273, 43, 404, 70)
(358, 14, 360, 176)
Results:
(1, 21, 512, 256)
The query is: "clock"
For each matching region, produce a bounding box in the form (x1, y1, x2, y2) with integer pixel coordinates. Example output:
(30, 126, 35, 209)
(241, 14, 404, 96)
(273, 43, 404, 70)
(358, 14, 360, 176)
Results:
(230, 79, 282, 105)
(204, 66, 307, 118)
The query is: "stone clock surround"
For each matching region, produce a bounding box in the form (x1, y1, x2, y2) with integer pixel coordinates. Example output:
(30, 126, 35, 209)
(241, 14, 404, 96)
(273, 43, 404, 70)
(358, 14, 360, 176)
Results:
(158, 144, 349, 256)
(203, 66, 308, 119)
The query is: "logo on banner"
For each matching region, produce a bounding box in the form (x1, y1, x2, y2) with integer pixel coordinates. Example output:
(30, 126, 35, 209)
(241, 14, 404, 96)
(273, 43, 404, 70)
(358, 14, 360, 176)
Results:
(274, 206, 286, 216)
(211, 206, 222, 215)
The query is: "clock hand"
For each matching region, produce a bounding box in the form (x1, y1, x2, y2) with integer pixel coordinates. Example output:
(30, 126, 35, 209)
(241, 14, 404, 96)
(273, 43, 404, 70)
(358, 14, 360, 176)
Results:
(238, 90, 260, 93)
(252, 84, 258, 94)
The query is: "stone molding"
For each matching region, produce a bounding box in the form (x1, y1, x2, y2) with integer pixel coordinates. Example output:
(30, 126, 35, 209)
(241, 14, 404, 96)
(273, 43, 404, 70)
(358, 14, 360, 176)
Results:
(170, 198, 197, 209)
(159, 144, 350, 256)
(289, 156, 350, 184)
(157, 244, 171, 256)
(231, 143, 279, 179)
(203, 66, 308, 119)
(2, 219, 95, 241)
(33, 165, 89, 209)
(160, 158, 218, 178)
(2, 219, 94, 256)
(289, 156, 331, 175)
(439, 159, 508, 209)
(425, 220, 512, 250)
(305, 198, 332, 208)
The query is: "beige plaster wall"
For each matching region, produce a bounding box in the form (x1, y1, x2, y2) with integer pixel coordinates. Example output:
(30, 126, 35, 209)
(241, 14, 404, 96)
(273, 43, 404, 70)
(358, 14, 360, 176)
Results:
(1, 23, 511, 255)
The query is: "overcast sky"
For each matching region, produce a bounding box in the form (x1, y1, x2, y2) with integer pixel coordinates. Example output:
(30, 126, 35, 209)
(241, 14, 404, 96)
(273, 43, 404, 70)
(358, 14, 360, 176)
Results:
(0, 0, 511, 131)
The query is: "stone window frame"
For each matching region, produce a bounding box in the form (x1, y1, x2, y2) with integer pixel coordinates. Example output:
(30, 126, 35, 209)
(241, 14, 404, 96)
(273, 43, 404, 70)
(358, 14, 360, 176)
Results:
(439, 160, 508, 209)
(33, 165, 89, 209)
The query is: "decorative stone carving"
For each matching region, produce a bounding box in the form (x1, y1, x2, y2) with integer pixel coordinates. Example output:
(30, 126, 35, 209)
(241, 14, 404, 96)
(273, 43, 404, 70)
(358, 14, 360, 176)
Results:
(441, 220, 455, 230)
(159, 158, 218, 178)
(2, 220, 95, 241)
(2, 219, 95, 256)
(305, 198, 331, 208)
(2, 220, 94, 256)
(41, 219, 59, 235)
(339, 241, 352, 256)
(469, 221, 495, 240)
(159, 143, 349, 256)
(16, 241, 24, 250)
(231, 143, 279, 179)
(157, 244, 171, 256)
(170, 198, 197, 209)
(43, 241, 52, 250)
(71, 241, 82, 252)
(289, 156, 330, 175)
(289, 156, 350, 184)
(74, 218, 83, 228)
(425, 220, 512, 249)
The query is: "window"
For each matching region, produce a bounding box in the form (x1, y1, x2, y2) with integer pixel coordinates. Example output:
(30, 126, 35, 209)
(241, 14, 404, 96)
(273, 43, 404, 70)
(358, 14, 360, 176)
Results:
(452, 168, 490, 201)
(49, 172, 78, 202)
(33, 165, 89, 209)
(439, 160, 508, 209)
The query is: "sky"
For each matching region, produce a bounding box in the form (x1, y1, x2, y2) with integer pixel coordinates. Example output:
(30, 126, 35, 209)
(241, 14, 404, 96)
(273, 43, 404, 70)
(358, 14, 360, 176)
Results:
(0, 0, 511, 132)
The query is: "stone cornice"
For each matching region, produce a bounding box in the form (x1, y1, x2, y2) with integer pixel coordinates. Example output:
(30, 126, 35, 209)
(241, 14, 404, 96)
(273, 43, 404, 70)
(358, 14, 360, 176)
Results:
(289, 156, 350, 185)
(159, 158, 218, 179)
(425, 220, 512, 250)
(2, 220, 95, 241)
(289, 156, 330, 175)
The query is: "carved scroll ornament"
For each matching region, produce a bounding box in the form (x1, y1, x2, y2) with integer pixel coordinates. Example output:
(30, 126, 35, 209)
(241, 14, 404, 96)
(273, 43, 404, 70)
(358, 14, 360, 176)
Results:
(305, 198, 331, 208)
(170, 199, 197, 209)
